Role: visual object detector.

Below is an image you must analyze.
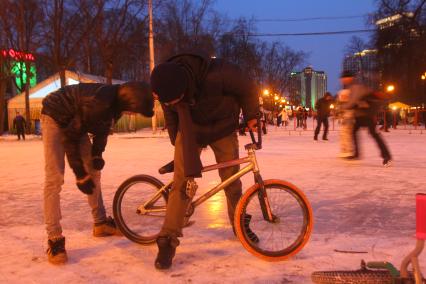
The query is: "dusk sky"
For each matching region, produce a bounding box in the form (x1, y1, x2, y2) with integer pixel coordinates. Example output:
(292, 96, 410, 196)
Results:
(213, 0, 377, 94)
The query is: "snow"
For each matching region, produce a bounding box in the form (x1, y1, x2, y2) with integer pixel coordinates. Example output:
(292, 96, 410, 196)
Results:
(1, 127, 425, 283)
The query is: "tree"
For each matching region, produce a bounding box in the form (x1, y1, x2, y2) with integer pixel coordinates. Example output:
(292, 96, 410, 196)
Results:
(38, 0, 104, 86)
(0, 0, 43, 133)
(260, 41, 306, 95)
(155, 0, 219, 61)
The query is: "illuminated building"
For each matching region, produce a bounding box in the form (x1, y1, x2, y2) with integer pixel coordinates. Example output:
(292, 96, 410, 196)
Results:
(288, 66, 327, 110)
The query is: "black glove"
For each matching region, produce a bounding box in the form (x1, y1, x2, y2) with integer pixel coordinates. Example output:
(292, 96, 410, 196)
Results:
(92, 156, 105, 170)
(76, 176, 95, 195)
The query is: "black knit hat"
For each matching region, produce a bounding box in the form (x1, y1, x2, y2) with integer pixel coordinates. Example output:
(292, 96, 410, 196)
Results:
(340, 70, 355, 78)
(150, 62, 188, 103)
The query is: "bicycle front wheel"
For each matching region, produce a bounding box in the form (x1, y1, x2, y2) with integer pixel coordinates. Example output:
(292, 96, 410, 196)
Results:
(234, 179, 313, 261)
(113, 175, 169, 245)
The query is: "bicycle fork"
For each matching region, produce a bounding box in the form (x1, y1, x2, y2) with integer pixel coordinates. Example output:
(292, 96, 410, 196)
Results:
(254, 172, 275, 223)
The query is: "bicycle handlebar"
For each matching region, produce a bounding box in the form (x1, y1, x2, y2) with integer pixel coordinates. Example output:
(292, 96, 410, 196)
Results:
(247, 115, 262, 150)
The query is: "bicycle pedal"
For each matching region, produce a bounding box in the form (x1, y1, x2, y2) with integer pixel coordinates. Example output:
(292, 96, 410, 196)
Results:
(183, 220, 196, 228)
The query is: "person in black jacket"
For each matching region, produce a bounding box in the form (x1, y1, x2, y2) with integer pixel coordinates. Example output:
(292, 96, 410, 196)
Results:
(314, 92, 333, 141)
(13, 112, 26, 140)
(150, 53, 259, 270)
(41, 82, 153, 264)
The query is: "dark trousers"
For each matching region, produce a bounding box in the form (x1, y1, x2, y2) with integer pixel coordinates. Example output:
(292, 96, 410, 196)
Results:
(16, 128, 25, 140)
(159, 132, 242, 242)
(352, 117, 391, 159)
(314, 117, 329, 139)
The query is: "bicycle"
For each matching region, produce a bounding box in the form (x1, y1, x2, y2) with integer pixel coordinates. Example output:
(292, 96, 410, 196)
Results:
(311, 193, 426, 284)
(113, 122, 314, 261)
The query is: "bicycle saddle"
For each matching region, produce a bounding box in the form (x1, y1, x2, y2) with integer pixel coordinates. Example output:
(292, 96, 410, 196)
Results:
(159, 160, 174, 174)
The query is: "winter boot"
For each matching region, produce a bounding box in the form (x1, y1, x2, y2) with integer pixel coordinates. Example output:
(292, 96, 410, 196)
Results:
(93, 216, 122, 237)
(155, 236, 176, 270)
(47, 237, 68, 265)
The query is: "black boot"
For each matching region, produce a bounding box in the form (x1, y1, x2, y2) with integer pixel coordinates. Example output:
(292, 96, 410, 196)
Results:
(244, 214, 260, 243)
(155, 236, 176, 270)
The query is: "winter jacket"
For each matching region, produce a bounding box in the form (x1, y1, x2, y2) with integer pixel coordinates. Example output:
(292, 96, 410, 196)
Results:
(343, 83, 383, 118)
(162, 53, 259, 146)
(315, 97, 332, 118)
(42, 83, 121, 179)
(13, 115, 26, 131)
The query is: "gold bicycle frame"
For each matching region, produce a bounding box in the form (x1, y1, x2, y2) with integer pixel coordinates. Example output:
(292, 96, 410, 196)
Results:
(137, 146, 260, 215)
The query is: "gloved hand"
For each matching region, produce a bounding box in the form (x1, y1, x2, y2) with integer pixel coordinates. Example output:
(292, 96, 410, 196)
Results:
(76, 175, 95, 195)
(92, 156, 105, 170)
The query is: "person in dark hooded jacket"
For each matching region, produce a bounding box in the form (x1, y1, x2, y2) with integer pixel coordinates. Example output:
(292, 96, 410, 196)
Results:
(314, 92, 333, 141)
(150, 53, 259, 270)
(13, 112, 26, 140)
(41, 82, 154, 265)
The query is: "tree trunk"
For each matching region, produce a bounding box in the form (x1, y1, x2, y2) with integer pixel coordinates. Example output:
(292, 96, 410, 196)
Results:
(105, 61, 113, 85)
(0, 78, 7, 135)
(59, 67, 66, 87)
(24, 62, 31, 134)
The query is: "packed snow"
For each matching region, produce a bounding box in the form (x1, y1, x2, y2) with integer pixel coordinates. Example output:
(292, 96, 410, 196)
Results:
(1, 126, 425, 283)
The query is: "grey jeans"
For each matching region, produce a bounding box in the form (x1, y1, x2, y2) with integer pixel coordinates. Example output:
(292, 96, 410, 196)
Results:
(159, 132, 242, 242)
(41, 114, 107, 239)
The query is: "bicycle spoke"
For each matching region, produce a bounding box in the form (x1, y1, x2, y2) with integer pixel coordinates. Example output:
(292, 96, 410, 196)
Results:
(237, 181, 312, 259)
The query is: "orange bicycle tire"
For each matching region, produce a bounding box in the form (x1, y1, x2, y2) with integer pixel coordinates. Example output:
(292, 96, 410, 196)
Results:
(234, 179, 313, 261)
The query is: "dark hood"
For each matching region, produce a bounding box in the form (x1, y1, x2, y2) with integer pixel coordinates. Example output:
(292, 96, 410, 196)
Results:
(166, 52, 212, 100)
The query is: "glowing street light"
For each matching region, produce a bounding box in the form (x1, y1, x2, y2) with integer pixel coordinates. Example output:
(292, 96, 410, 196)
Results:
(281, 98, 286, 103)
(274, 95, 279, 101)
(330, 104, 335, 109)
(263, 89, 270, 96)
(422, 75, 426, 80)
(386, 85, 395, 93)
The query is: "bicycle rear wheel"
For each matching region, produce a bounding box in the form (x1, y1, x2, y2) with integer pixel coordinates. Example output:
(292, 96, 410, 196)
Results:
(113, 175, 169, 245)
(234, 179, 313, 261)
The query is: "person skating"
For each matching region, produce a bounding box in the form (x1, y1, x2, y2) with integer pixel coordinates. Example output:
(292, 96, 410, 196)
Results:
(314, 92, 333, 141)
(150, 52, 259, 270)
(341, 73, 392, 166)
(41, 82, 154, 264)
(337, 71, 355, 157)
(13, 112, 26, 140)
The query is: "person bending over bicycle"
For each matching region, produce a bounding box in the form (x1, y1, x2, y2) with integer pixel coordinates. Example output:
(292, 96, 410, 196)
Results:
(150, 52, 259, 270)
(41, 82, 154, 264)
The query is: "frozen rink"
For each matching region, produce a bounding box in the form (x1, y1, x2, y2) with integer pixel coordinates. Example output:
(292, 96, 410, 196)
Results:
(1, 127, 425, 283)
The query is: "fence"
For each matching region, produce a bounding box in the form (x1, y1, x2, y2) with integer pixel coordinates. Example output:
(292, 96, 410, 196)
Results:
(7, 108, 159, 134)
(268, 109, 426, 133)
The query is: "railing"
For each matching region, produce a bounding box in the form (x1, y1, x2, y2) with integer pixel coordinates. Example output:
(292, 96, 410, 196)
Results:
(267, 109, 426, 133)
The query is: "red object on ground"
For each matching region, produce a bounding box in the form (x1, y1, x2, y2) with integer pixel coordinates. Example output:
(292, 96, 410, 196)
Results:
(416, 193, 426, 240)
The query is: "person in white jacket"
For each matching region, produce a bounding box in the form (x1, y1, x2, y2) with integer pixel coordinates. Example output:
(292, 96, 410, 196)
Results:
(280, 108, 289, 127)
(337, 71, 355, 157)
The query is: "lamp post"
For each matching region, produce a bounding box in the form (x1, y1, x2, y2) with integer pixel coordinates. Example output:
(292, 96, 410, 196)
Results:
(149, 0, 159, 133)
(385, 84, 396, 130)
(421, 72, 426, 105)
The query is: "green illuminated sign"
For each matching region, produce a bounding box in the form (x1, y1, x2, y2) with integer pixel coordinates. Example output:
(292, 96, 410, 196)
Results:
(11, 61, 37, 90)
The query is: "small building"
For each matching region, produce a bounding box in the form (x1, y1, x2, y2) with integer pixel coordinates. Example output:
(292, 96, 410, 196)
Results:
(7, 70, 156, 132)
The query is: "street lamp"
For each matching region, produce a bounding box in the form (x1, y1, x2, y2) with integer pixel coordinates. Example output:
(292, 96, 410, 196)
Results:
(263, 89, 270, 96)
(386, 84, 395, 93)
